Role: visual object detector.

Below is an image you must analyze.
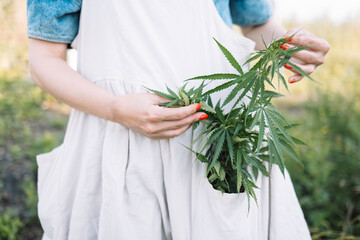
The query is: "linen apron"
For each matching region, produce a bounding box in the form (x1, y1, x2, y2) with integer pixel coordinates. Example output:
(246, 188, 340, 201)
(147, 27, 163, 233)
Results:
(37, 0, 311, 239)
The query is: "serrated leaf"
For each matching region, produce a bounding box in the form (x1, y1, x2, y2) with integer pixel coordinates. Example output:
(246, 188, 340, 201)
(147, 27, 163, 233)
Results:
(236, 149, 243, 192)
(214, 102, 225, 124)
(186, 73, 240, 81)
(242, 151, 251, 165)
(223, 76, 254, 107)
(283, 123, 301, 129)
(206, 128, 223, 146)
(192, 124, 209, 145)
(203, 80, 237, 96)
(256, 112, 265, 152)
(241, 168, 254, 182)
(199, 101, 216, 113)
(252, 165, 259, 180)
(209, 172, 218, 182)
(242, 178, 252, 212)
(256, 154, 270, 162)
(269, 139, 285, 175)
(234, 122, 243, 136)
(213, 161, 221, 175)
(179, 143, 210, 166)
(250, 110, 260, 130)
(192, 121, 200, 131)
(208, 130, 226, 170)
(291, 136, 307, 145)
(198, 128, 218, 153)
(226, 107, 242, 120)
(245, 79, 262, 118)
(287, 62, 316, 82)
(263, 90, 283, 99)
(249, 156, 269, 177)
(144, 86, 174, 100)
(225, 130, 234, 165)
(179, 89, 190, 106)
(267, 106, 289, 125)
(232, 137, 249, 143)
(213, 38, 244, 75)
(277, 69, 289, 92)
(245, 52, 263, 65)
(279, 138, 303, 166)
(166, 85, 179, 99)
(264, 112, 284, 164)
(266, 109, 294, 145)
(261, 34, 267, 50)
(246, 179, 258, 207)
(219, 167, 226, 181)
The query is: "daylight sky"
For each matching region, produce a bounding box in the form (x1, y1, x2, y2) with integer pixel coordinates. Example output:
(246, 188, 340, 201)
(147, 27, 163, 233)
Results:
(275, 0, 360, 24)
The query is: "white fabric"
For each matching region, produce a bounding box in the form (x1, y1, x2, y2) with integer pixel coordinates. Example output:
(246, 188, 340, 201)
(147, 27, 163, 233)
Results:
(37, 0, 311, 239)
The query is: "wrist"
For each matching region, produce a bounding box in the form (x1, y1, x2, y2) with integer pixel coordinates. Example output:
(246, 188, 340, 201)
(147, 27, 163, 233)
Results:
(104, 95, 117, 122)
(107, 95, 126, 123)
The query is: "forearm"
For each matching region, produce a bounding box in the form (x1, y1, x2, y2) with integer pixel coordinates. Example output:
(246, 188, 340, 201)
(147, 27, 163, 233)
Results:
(28, 39, 115, 121)
(241, 17, 286, 50)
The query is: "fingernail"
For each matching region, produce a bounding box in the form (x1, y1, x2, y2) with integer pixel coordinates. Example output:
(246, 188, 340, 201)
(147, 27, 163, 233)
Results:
(283, 35, 292, 42)
(199, 114, 208, 120)
(289, 79, 296, 84)
(284, 64, 293, 70)
(282, 44, 290, 50)
(280, 44, 285, 49)
(196, 103, 201, 111)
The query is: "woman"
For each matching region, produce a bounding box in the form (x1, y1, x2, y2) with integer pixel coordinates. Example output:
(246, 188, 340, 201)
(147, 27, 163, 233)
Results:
(27, 0, 329, 239)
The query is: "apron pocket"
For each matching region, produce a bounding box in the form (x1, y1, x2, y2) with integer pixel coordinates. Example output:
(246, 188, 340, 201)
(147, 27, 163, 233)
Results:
(203, 177, 246, 205)
(194, 178, 251, 239)
(36, 145, 63, 239)
(36, 145, 62, 196)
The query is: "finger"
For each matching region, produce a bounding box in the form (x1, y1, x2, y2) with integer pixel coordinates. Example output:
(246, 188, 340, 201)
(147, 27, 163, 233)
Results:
(286, 31, 330, 54)
(156, 103, 201, 121)
(286, 27, 316, 38)
(290, 49, 325, 66)
(147, 124, 192, 139)
(288, 74, 304, 84)
(153, 112, 207, 132)
(285, 28, 330, 54)
(144, 112, 205, 133)
(284, 58, 316, 76)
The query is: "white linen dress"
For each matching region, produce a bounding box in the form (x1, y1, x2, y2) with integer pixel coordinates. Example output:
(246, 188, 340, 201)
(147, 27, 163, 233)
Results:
(37, 0, 311, 239)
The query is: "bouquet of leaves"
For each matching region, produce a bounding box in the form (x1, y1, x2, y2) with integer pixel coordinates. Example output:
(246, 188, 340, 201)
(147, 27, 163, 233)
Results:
(148, 36, 312, 207)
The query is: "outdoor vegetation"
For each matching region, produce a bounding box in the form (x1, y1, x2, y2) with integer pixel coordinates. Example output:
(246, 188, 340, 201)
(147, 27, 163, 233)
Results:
(0, 1, 359, 239)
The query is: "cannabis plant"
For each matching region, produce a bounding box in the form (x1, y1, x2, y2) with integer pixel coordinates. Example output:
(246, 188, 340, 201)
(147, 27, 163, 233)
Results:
(147, 35, 312, 207)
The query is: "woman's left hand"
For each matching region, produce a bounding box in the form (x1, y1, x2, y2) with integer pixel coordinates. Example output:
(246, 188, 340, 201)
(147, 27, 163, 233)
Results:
(282, 27, 330, 83)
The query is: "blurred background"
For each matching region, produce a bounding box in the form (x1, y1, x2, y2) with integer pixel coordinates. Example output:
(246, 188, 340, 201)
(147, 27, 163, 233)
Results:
(0, 0, 359, 239)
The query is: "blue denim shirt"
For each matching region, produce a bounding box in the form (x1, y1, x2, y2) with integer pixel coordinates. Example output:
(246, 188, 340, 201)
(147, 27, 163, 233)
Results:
(27, 0, 273, 44)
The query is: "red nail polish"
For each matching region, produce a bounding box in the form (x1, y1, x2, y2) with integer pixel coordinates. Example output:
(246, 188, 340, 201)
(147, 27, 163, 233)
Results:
(284, 64, 293, 70)
(199, 114, 208, 120)
(283, 36, 292, 42)
(196, 103, 201, 111)
(289, 79, 295, 84)
(283, 44, 290, 50)
(280, 44, 285, 49)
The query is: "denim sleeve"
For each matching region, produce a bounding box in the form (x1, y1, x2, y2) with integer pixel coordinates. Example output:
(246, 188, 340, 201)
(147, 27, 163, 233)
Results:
(27, 0, 82, 44)
(230, 0, 273, 27)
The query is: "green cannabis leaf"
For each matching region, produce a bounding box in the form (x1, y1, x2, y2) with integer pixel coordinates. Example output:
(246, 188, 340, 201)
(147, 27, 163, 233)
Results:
(148, 35, 311, 209)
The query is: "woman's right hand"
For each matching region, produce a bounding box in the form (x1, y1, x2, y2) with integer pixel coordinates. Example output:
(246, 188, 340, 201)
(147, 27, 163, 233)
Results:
(109, 93, 207, 139)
